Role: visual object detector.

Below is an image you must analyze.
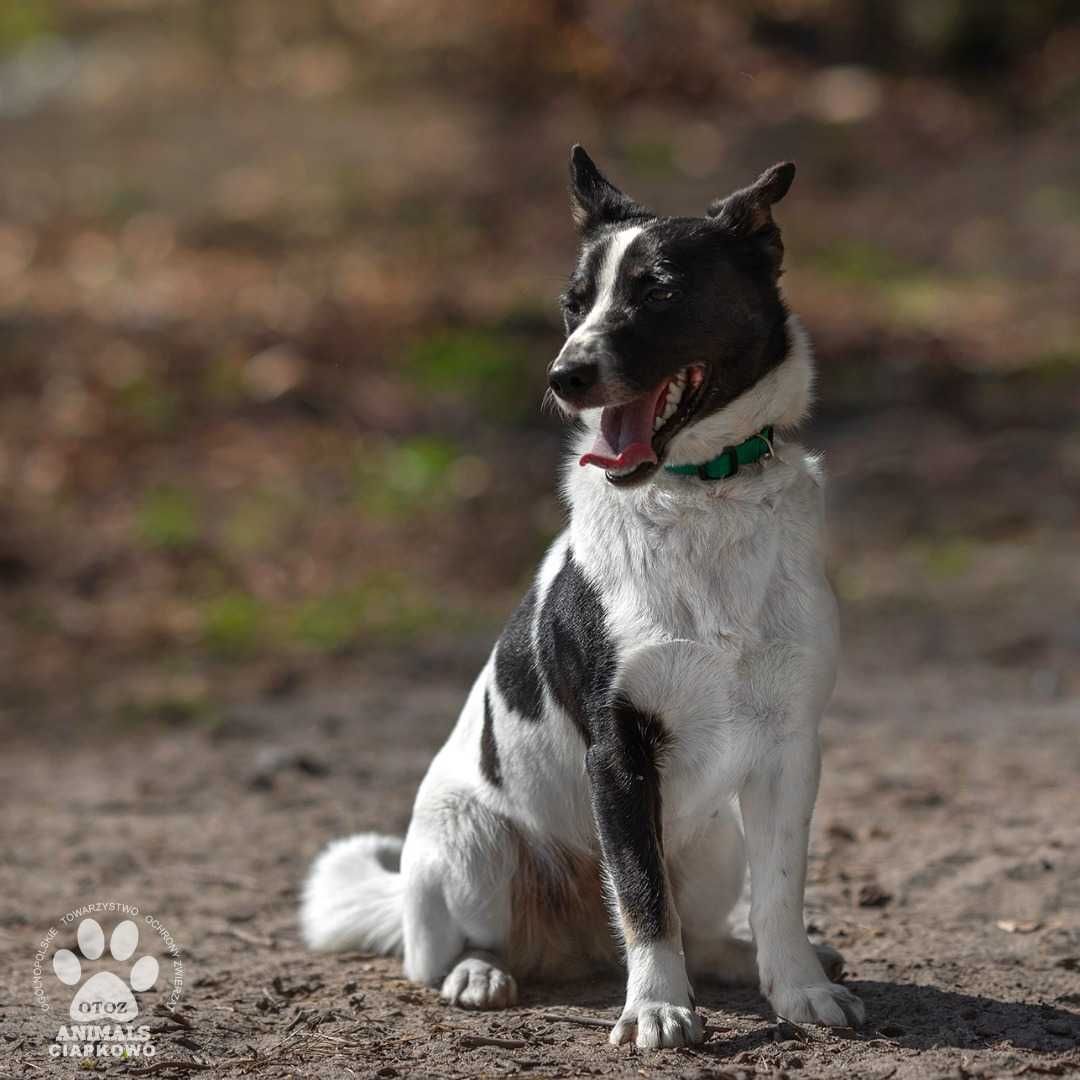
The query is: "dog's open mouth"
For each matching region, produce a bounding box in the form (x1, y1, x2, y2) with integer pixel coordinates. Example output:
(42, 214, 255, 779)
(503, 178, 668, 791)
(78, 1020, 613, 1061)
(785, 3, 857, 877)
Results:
(579, 365, 707, 484)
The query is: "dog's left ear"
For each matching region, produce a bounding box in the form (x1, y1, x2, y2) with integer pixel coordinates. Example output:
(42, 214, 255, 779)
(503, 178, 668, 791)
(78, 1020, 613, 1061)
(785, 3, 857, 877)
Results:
(707, 162, 795, 271)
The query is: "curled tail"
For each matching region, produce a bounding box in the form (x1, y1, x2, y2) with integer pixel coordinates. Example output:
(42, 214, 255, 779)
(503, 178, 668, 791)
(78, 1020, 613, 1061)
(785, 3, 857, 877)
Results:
(300, 833, 405, 954)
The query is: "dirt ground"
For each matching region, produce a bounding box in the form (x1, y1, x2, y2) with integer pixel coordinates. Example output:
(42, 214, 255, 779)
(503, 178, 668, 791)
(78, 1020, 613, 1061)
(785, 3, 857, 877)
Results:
(3, 640, 1079, 1080)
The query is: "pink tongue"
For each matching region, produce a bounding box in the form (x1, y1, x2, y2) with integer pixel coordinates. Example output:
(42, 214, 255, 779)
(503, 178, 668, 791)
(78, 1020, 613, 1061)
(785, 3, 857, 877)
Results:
(579, 382, 667, 472)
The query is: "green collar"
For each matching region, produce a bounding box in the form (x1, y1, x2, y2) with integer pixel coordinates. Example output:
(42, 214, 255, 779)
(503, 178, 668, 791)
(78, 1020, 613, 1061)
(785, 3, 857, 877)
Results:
(664, 426, 775, 481)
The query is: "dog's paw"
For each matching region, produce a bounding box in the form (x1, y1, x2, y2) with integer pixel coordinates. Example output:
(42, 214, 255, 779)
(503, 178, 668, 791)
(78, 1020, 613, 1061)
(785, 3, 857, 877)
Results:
(610, 1002, 705, 1049)
(439, 954, 517, 1010)
(813, 942, 845, 982)
(770, 980, 864, 1028)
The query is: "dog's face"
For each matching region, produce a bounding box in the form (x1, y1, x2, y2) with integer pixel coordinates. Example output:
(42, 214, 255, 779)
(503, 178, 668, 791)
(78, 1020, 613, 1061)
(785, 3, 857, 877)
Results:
(549, 146, 795, 486)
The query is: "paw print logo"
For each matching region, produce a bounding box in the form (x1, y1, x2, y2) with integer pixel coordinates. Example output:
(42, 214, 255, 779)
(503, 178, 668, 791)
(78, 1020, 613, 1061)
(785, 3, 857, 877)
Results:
(52, 918, 159, 1022)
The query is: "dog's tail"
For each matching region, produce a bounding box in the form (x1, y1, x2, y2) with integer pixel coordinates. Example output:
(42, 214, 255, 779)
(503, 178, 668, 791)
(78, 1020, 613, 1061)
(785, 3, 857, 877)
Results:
(300, 833, 405, 954)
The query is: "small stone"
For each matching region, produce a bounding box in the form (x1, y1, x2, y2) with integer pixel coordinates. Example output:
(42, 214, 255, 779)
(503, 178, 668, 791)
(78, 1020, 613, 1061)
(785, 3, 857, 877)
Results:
(858, 882, 893, 908)
(774, 1019, 808, 1043)
(245, 344, 306, 401)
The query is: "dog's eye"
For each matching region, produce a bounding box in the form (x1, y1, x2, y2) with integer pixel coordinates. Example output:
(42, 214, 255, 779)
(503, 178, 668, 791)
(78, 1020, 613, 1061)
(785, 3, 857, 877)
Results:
(645, 286, 679, 307)
(563, 296, 584, 317)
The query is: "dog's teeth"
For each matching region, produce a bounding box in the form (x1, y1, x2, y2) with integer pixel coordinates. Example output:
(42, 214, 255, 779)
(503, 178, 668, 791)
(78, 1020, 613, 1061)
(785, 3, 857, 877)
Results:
(653, 378, 685, 432)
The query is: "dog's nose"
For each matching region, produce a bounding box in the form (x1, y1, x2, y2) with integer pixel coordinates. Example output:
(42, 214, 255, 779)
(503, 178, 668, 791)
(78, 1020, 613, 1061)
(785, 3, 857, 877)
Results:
(549, 360, 599, 398)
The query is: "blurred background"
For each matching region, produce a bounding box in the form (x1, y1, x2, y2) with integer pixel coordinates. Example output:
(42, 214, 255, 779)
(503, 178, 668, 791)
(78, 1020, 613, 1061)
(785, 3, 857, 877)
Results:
(1, 0, 1078, 728)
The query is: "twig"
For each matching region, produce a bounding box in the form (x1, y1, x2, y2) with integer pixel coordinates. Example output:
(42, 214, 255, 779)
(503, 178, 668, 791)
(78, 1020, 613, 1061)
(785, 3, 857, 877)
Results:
(459, 1035, 529, 1049)
(774, 1016, 811, 1043)
(542, 1011, 613, 1029)
(190, 871, 259, 890)
(310, 1031, 348, 1044)
(543, 1010, 734, 1039)
(153, 1005, 194, 1030)
(127, 1061, 212, 1077)
(210, 925, 275, 948)
(284, 1009, 310, 1032)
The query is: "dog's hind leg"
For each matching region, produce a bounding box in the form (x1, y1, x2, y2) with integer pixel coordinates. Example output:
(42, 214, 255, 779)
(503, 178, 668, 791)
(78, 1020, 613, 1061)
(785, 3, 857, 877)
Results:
(399, 791, 519, 1010)
(675, 803, 758, 984)
(439, 949, 518, 1009)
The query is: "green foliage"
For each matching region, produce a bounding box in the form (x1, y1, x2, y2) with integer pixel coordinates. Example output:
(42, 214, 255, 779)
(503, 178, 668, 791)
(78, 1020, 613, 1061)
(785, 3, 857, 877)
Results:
(105, 187, 152, 223)
(621, 139, 676, 177)
(352, 572, 452, 639)
(0, 1, 54, 53)
(202, 593, 264, 656)
(913, 536, 975, 580)
(137, 487, 200, 550)
(287, 574, 466, 652)
(289, 592, 367, 651)
(203, 356, 248, 405)
(222, 492, 291, 553)
(806, 241, 922, 284)
(353, 436, 459, 517)
(404, 328, 534, 415)
(114, 376, 179, 433)
(199, 574, 459, 661)
(1030, 346, 1080, 380)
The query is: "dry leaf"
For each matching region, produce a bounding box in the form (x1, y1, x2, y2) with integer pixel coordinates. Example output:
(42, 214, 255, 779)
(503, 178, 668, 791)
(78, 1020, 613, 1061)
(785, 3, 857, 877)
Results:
(996, 919, 1042, 934)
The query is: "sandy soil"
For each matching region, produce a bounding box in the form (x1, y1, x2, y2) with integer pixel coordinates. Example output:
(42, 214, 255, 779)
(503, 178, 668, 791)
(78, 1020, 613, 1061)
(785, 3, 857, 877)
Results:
(3, 648, 1078, 1080)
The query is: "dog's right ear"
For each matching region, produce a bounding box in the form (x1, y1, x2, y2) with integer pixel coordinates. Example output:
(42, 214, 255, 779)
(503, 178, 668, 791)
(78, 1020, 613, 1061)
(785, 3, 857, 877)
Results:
(569, 145, 648, 234)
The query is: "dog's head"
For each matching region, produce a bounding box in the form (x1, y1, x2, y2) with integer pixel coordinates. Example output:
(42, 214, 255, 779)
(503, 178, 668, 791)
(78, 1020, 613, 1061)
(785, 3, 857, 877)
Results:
(549, 145, 797, 487)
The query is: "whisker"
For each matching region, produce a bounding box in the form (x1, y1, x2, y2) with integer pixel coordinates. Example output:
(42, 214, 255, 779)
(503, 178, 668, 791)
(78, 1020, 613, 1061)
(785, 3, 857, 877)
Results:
(541, 387, 575, 419)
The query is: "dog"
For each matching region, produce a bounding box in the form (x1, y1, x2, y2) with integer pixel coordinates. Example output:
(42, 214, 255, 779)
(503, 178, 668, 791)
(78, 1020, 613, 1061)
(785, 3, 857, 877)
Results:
(301, 145, 864, 1049)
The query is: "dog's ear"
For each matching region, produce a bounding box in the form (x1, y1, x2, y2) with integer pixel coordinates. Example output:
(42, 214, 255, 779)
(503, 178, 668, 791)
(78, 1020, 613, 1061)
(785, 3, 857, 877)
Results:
(569, 145, 648, 234)
(706, 162, 795, 271)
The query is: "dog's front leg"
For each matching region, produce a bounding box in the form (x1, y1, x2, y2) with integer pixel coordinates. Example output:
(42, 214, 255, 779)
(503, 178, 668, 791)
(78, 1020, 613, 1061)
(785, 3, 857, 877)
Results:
(740, 734, 865, 1027)
(586, 700, 703, 1049)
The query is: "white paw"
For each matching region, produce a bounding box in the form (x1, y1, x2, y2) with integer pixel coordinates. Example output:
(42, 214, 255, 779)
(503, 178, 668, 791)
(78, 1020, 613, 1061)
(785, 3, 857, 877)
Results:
(610, 1002, 705, 1049)
(770, 980, 864, 1028)
(439, 955, 517, 1010)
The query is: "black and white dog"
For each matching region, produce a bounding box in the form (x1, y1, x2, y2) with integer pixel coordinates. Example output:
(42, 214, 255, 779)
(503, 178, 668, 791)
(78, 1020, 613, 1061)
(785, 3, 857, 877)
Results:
(301, 146, 864, 1049)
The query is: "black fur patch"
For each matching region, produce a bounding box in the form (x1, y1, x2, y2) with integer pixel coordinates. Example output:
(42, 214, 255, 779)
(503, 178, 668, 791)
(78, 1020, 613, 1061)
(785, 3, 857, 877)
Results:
(537, 549, 617, 743)
(562, 218, 791, 421)
(586, 699, 671, 942)
(479, 688, 502, 788)
(494, 584, 544, 721)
